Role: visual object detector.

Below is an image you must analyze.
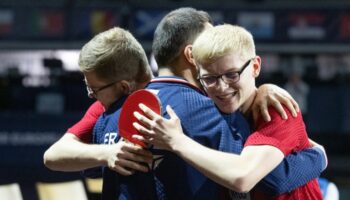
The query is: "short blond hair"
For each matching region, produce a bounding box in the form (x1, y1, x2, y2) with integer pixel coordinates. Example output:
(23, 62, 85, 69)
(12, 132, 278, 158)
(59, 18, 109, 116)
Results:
(79, 27, 152, 84)
(192, 24, 256, 65)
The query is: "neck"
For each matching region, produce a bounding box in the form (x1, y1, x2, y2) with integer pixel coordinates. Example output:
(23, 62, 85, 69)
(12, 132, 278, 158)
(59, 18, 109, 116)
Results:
(135, 79, 151, 90)
(158, 57, 201, 88)
(241, 88, 258, 117)
(158, 67, 175, 76)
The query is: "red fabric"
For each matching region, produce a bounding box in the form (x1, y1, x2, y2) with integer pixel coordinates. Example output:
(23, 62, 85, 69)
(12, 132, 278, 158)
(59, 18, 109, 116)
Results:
(245, 106, 323, 200)
(67, 101, 104, 143)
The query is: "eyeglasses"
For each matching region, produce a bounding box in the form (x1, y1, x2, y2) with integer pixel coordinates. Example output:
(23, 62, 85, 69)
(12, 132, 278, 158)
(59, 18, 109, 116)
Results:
(85, 80, 119, 98)
(198, 58, 254, 88)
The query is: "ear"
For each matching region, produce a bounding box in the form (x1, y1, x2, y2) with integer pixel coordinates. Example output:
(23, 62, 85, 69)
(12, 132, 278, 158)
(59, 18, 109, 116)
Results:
(252, 56, 262, 78)
(119, 80, 132, 94)
(184, 45, 195, 66)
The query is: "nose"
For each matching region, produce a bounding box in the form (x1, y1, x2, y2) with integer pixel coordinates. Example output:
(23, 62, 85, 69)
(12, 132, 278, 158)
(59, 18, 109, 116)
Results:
(216, 77, 229, 91)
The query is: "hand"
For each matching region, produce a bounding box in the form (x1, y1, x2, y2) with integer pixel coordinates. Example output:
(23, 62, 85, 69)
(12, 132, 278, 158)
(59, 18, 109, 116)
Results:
(309, 138, 326, 156)
(253, 84, 300, 122)
(132, 104, 186, 151)
(309, 138, 328, 170)
(104, 140, 153, 176)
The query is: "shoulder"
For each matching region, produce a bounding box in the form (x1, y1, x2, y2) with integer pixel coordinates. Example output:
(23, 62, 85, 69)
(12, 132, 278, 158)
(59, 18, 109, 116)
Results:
(86, 101, 105, 118)
(260, 105, 303, 126)
(254, 106, 305, 138)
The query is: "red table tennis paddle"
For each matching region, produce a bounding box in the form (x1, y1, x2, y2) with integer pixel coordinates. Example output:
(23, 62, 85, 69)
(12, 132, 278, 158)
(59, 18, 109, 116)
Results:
(119, 89, 161, 147)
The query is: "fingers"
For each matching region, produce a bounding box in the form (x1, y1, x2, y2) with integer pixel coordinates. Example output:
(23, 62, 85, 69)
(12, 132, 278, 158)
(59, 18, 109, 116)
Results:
(275, 92, 299, 118)
(121, 143, 153, 162)
(252, 99, 271, 122)
(279, 96, 297, 118)
(256, 84, 302, 120)
(132, 134, 155, 146)
(275, 87, 300, 115)
(133, 122, 154, 137)
(289, 96, 300, 114)
(260, 106, 272, 122)
(270, 97, 288, 120)
(278, 89, 300, 112)
(109, 142, 153, 174)
(113, 158, 149, 174)
(135, 104, 164, 130)
(112, 165, 134, 176)
(166, 105, 179, 120)
(132, 134, 147, 143)
(139, 103, 160, 120)
(134, 111, 154, 130)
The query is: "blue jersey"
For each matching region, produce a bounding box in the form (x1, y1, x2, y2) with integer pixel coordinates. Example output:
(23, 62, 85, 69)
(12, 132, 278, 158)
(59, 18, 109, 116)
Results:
(93, 76, 249, 200)
(91, 76, 326, 200)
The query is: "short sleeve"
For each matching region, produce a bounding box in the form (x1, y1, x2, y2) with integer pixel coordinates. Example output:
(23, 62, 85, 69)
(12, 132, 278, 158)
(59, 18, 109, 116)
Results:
(67, 101, 104, 143)
(244, 106, 307, 156)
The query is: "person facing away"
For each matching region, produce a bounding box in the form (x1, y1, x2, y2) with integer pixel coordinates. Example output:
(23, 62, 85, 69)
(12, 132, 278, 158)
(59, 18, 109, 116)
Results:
(132, 24, 324, 199)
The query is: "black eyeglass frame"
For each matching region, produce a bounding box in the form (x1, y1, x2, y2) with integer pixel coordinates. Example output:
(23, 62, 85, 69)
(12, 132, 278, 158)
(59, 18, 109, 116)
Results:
(197, 58, 254, 88)
(85, 80, 120, 98)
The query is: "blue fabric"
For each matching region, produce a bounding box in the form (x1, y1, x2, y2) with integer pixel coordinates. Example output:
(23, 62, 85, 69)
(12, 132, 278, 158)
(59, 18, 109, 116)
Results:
(93, 76, 248, 199)
(90, 76, 326, 199)
(255, 146, 326, 195)
(144, 77, 249, 200)
(318, 177, 329, 198)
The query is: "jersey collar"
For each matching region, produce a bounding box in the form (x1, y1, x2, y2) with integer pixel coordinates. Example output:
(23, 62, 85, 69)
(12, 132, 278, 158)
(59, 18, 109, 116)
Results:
(150, 76, 205, 95)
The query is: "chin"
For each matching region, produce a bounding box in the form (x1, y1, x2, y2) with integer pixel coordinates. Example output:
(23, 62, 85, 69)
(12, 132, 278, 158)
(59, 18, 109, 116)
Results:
(217, 104, 238, 114)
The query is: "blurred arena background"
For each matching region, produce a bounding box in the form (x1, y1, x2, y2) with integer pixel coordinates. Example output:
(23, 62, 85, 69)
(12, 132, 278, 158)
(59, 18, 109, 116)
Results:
(0, 0, 350, 199)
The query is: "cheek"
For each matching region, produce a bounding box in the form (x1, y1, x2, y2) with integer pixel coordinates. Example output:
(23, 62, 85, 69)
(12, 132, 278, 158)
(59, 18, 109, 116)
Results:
(205, 88, 218, 98)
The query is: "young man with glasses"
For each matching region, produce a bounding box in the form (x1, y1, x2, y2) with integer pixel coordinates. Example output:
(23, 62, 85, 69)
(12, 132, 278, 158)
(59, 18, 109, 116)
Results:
(133, 24, 324, 199)
(85, 80, 121, 99)
(44, 27, 154, 176)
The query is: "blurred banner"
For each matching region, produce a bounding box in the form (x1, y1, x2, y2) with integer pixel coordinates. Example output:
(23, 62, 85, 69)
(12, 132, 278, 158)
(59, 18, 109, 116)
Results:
(0, 9, 14, 36)
(339, 14, 350, 39)
(287, 12, 326, 40)
(132, 9, 168, 39)
(72, 8, 120, 39)
(237, 12, 274, 39)
(90, 10, 117, 35)
(0, 6, 349, 44)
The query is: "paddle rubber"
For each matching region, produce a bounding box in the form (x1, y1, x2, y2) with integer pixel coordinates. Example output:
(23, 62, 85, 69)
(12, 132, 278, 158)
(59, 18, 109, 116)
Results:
(119, 89, 161, 147)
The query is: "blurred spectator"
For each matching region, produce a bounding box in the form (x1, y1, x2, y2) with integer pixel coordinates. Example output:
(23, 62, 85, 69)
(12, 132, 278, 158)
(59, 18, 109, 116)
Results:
(284, 71, 310, 118)
(316, 54, 338, 82)
(318, 178, 339, 200)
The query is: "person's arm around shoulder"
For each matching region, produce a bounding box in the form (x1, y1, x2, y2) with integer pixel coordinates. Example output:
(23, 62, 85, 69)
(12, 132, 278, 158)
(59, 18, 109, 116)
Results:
(255, 111, 327, 194)
(260, 141, 327, 195)
(44, 101, 152, 175)
(66, 101, 104, 143)
(133, 105, 285, 193)
(44, 133, 110, 171)
(44, 133, 152, 175)
(254, 84, 299, 122)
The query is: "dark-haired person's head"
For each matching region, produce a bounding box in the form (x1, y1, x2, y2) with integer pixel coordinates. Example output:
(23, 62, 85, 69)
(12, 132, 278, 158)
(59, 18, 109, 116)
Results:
(152, 7, 212, 68)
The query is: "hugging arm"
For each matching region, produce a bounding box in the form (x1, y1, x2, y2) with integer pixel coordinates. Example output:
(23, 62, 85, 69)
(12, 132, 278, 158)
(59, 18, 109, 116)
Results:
(258, 145, 327, 195)
(133, 105, 326, 194)
(254, 84, 299, 122)
(44, 134, 152, 175)
(253, 85, 326, 194)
